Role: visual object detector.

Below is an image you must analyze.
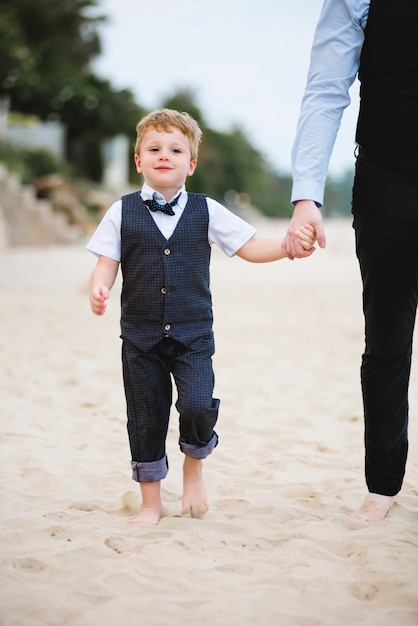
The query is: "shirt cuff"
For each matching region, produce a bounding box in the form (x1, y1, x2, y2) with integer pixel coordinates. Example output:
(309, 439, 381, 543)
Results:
(291, 180, 324, 208)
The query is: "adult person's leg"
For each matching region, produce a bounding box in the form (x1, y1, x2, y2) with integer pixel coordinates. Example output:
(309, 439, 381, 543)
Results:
(352, 156, 418, 521)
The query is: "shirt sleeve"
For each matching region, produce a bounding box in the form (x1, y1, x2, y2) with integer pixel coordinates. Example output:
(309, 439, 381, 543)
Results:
(291, 0, 369, 207)
(206, 197, 257, 257)
(86, 200, 122, 261)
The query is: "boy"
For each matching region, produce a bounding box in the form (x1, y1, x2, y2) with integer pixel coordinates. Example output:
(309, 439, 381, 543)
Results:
(88, 108, 315, 525)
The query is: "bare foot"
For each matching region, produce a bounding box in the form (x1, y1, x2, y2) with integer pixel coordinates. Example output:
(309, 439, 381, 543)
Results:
(127, 505, 162, 526)
(127, 480, 162, 525)
(351, 492, 395, 522)
(182, 457, 209, 518)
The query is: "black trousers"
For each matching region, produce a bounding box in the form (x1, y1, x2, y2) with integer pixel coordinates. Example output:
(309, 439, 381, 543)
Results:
(122, 335, 219, 472)
(352, 155, 418, 496)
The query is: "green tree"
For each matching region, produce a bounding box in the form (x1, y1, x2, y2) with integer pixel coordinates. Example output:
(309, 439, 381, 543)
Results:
(0, 0, 144, 180)
(162, 90, 293, 217)
(0, 0, 103, 115)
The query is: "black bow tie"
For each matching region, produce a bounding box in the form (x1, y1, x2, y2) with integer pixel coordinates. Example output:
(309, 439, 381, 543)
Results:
(143, 194, 180, 216)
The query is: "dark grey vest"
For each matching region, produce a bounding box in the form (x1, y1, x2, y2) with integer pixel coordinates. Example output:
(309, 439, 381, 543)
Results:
(120, 191, 213, 351)
(355, 0, 418, 175)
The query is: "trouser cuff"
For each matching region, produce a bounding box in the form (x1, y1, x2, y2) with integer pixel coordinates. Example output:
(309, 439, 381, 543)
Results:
(179, 432, 218, 460)
(131, 455, 168, 483)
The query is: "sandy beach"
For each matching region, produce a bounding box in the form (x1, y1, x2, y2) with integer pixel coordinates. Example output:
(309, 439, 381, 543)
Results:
(1, 218, 417, 626)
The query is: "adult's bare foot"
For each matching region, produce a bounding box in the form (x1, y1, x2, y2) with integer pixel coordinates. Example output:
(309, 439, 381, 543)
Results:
(351, 492, 394, 522)
(182, 457, 209, 518)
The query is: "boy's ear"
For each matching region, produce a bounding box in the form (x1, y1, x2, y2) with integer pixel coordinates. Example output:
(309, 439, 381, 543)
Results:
(134, 153, 142, 173)
(188, 159, 197, 176)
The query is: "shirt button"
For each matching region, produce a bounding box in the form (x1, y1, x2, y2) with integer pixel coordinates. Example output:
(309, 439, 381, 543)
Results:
(164, 248, 171, 255)
(161, 287, 166, 294)
(164, 324, 171, 331)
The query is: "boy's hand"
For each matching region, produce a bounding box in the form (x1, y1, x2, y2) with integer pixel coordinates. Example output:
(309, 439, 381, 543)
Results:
(90, 284, 110, 316)
(295, 224, 316, 252)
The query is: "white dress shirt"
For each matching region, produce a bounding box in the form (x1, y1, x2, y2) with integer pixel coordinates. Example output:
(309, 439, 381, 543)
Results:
(291, 0, 370, 207)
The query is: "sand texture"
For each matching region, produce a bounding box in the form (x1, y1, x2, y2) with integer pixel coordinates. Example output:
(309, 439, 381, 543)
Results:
(0, 219, 417, 626)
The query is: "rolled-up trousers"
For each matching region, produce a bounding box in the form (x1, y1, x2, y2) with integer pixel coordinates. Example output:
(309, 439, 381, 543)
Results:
(352, 154, 418, 496)
(122, 335, 219, 483)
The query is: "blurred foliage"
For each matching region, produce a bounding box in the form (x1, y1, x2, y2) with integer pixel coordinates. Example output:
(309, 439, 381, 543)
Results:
(0, 0, 145, 180)
(323, 168, 355, 216)
(138, 89, 295, 217)
(0, 139, 74, 184)
(0, 0, 353, 217)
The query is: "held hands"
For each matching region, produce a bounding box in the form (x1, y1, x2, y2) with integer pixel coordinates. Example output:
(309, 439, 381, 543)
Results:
(89, 284, 110, 316)
(283, 200, 326, 260)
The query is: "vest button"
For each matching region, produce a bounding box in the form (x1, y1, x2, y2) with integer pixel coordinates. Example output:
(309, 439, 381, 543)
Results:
(161, 287, 166, 294)
(164, 248, 171, 255)
(164, 324, 171, 331)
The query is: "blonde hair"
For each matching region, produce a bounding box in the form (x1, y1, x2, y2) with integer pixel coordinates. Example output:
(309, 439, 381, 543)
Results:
(134, 108, 202, 160)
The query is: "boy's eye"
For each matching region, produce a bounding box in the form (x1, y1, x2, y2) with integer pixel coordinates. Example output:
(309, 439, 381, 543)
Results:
(173, 148, 181, 153)
(150, 147, 159, 152)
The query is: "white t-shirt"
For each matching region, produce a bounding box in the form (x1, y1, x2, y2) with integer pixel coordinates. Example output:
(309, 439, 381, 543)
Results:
(87, 183, 257, 261)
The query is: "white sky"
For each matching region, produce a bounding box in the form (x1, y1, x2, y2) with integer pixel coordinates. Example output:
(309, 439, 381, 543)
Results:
(93, 0, 360, 177)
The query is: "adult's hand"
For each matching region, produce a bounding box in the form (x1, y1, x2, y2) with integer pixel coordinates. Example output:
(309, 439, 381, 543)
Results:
(283, 200, 326, 259)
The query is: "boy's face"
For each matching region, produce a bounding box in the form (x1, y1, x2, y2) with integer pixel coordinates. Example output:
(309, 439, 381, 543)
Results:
(134, 127, 197, 196)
